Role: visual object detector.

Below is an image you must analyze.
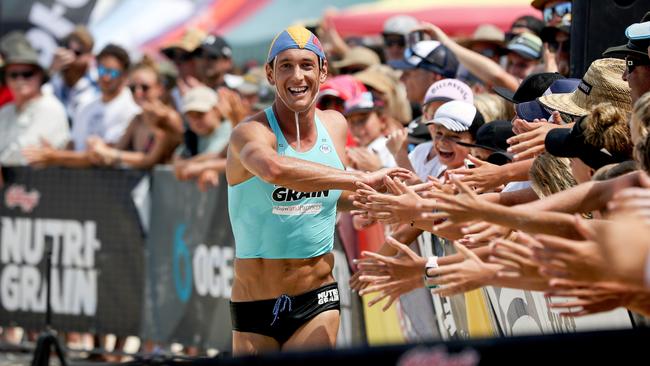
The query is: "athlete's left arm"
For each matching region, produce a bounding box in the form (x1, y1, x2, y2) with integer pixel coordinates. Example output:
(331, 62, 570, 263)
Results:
(319, 109, 357, 212)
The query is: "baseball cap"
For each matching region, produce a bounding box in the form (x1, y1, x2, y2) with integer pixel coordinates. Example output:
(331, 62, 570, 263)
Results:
(388, 40, 459, 78)
(182, 86, 218, 113)
(545, 116, 629, 170)
(267, 26, 325, 63)
(457, 120, 515, 165)
(506, 33, 543, 60)
(344, 91, 384, 116)
(603, 12, 650, 60)
(538, 58, 631, 117)
(510, 15, 545, 37)
(627, 20, 650, 40)
(332, 46, 380, 70)
(494, 72, 564, 104)
(430, 100, 485, 138)
(516, 78, 580, 121)
(422, 78, 473, 106)
(318, 75, 367, 102)
(383, 15, 419, 36)
(201, 34, 232, 59)
(161, 28, 206, 57)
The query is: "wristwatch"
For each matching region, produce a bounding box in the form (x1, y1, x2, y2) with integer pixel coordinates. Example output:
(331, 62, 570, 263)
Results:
(423, 256, 439, 289)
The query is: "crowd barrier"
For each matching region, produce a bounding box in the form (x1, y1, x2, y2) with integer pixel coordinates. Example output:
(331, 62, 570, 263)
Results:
(0, 166, 365, 351)
(0, 166, 639, 354)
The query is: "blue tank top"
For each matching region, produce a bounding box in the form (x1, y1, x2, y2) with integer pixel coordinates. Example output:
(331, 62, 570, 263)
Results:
(228, 107, 344, 259)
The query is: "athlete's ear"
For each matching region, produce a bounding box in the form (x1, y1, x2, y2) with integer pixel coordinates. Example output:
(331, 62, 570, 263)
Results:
(265, 62, 275, 86)
(319, 59, 328, 84)
(319, 59, 328, 83)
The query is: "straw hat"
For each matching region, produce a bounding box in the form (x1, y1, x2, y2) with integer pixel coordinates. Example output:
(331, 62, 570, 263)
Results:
(537, 58, 631, 117)
(458, 24, 505, 48)
(332, 46, 380, 70)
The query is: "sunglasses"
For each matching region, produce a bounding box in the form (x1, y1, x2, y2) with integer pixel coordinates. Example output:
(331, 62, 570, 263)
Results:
(171, 51, 196, 63)
(97, 65, 122, 80)
(626, 57, 650, 74)
(543, 2, 571, 24)
(7, 69, 37, 80)
(383, 36, 406, 48)
(129, 83, 152, 93)
(548, 39, 570, 53)
(66, 46, 83, 57)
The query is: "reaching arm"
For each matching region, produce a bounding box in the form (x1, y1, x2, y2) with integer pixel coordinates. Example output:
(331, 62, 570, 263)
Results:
(231, 120, 408, 192)
(419, 22, 519, 92)
(517, 170, 648, 214)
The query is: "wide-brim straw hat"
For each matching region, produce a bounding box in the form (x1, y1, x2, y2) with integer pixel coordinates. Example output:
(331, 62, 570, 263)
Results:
(457, 24, 505, 49)
(538, 58, 631, 117)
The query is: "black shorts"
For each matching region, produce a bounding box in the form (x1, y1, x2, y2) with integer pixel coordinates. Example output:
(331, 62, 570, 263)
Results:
(230, 282, 340, 344)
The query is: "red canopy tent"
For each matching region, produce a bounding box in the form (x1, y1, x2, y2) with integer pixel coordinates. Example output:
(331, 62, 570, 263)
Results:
(327, 0, 540, 37)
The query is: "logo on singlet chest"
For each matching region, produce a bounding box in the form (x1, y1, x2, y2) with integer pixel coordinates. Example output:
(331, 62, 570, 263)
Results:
(272, 187, 330, 202)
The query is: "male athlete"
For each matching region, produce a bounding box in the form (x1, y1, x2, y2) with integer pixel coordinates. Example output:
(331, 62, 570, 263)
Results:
(227, 26, 407, 354)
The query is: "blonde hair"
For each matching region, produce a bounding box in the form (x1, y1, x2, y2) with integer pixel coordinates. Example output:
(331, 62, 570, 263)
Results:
(583, 102, 632, 157)
(529, 153, 577, 197)
(632, 92, 650, 173)
(473, 93, 514, 122)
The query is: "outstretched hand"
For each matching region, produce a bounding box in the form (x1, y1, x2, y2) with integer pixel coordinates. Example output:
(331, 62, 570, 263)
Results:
(426, 243, 501, 297)
(446, 154, 505, 193)
(356, 237, 427, 311)
(507, 120, 564, 161)
(419, 176, 488, 228)
(360, 167, 413, 192)
(353, 176, 434, 224)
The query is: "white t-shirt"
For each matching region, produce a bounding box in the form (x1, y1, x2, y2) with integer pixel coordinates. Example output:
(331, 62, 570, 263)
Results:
(71, 88, 140, 151)
(368, 136, 397, 168)
(408, 141, 446, 181)
(502, 180, 532, 192)
(0, 94, 70, 165)
(46, 72, 98, 121)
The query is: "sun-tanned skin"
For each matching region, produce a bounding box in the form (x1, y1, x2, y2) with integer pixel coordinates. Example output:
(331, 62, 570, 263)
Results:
(227, 45, 408, 354)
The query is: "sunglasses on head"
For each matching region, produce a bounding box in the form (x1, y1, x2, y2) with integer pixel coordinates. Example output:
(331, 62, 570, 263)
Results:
(543, 2, 571, 24)
(97, 65, 122, 80)
(7, 69, 37, 80)
(128, 83, 152, 93)
(626, 57, 650, 74)
(383, 36, 406, 48)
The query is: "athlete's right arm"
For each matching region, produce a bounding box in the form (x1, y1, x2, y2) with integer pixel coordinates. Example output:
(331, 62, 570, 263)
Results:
(230, 121, 367, 192)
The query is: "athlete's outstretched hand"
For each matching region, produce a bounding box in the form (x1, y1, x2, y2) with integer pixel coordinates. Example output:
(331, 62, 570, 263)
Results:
(361, 167, 413, 192)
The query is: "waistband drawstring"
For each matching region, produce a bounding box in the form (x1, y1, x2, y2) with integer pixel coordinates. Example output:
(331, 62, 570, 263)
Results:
(270, 294, 292, 326)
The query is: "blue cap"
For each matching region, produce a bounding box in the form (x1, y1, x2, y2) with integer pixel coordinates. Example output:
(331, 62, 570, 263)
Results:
(267, 26, 325, 63)
(516, 78, 580, 121)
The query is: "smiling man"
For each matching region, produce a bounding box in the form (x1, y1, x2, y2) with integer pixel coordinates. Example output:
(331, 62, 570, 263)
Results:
(226, 26, 407, 354)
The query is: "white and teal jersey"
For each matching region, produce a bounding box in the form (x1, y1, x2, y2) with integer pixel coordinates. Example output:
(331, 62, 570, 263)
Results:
(228, 107, 343, 259)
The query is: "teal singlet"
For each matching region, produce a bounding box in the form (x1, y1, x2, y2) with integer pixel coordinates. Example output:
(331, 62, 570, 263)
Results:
(228, 107, 343, 259)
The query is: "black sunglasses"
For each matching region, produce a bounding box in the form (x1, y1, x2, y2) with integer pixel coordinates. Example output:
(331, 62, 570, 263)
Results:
(626, 58, 650, 74)
(129, 83, 152, 93)
(383, 36, 406, 48)
(547, 39, 570, 53)
(7, 70, 37, 80)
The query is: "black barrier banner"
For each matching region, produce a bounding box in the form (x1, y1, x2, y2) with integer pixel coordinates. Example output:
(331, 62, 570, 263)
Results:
(0, 0, 98, 67)
(142, 167, 234, 350)
(0, 167, 146, 336)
